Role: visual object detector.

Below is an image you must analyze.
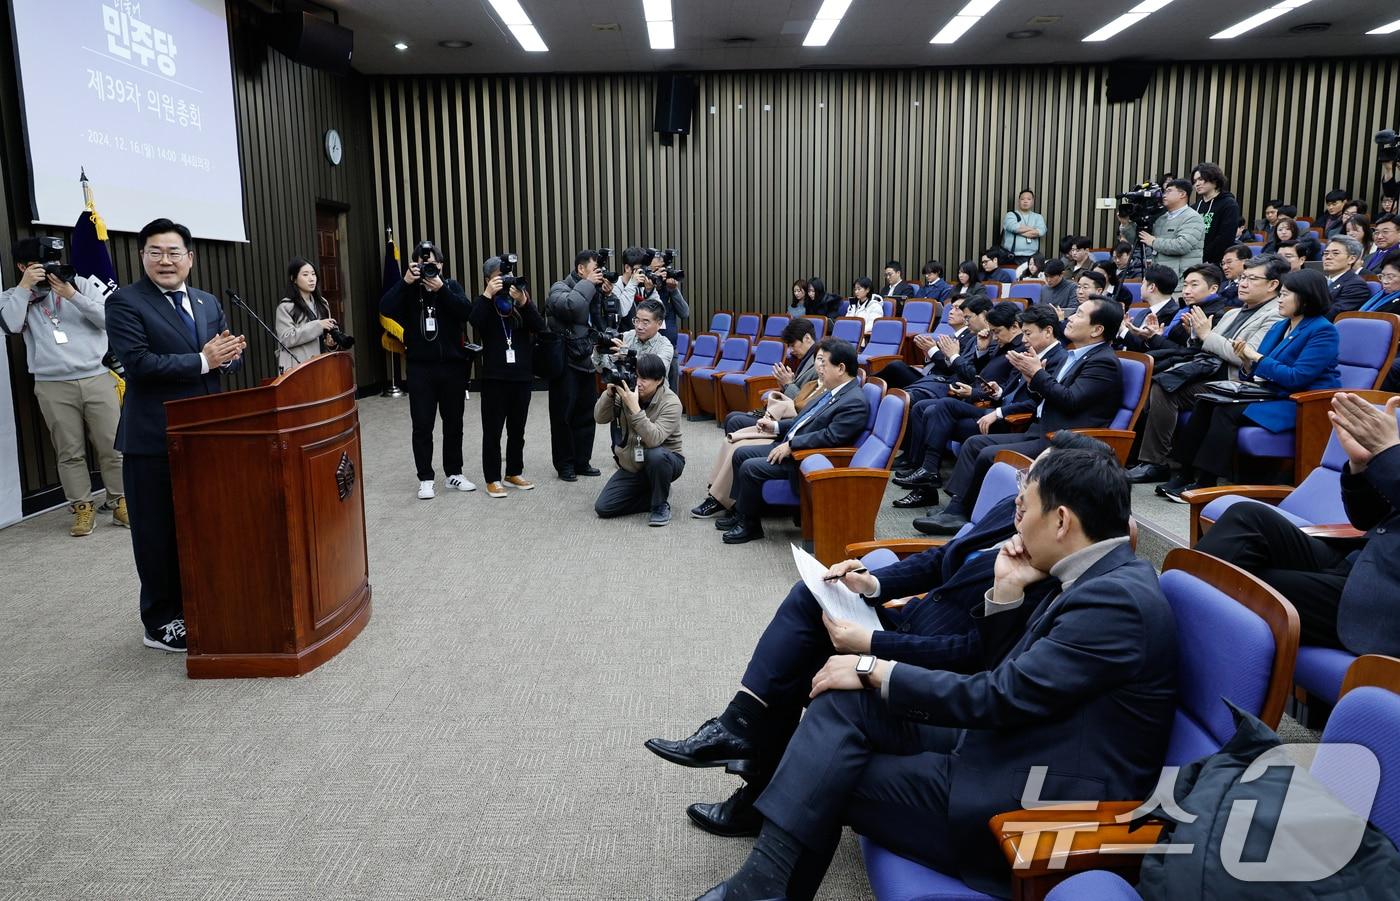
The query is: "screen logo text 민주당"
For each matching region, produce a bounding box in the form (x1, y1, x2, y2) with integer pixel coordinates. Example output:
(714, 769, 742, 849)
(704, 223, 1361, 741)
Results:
(102, 2, 178, 78)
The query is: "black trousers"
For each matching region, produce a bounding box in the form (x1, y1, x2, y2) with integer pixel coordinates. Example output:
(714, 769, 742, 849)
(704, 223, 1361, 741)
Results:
(593, 447, 685, 516)
(479, 379, 532, 483)
(754, 689, 960, 901)
(1171, 397, 1250, 479)
(124, 452, 181, 633)
(878, 361, 922, 391)
(547, 367, 598, 473)
(407, 360, 468, 481)
(732, 443, 797, 519)
(724, 411, 762, 433)
(1195, 502, 1355, 648)
(911, 398, 988, 469)
(944, 427, 1049, 517)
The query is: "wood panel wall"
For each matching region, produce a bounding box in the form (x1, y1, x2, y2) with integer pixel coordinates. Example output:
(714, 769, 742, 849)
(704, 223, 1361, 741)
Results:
(370, 59, 1399, 329)
(0, 2, 380, 507)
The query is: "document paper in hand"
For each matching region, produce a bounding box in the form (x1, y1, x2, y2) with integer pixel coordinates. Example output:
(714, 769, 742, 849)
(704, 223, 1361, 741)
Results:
(791, 544, 884, 633)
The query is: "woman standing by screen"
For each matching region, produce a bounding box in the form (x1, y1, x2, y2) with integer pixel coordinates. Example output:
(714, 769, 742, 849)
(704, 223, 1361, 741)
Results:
(275, 257, 337, 372)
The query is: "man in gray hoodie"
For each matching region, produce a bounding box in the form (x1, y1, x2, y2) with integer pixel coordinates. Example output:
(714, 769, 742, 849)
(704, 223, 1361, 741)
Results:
(1, 237, 124, 535)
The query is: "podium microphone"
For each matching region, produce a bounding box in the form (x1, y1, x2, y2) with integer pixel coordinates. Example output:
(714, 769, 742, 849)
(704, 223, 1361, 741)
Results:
(225, 290, 296, 361)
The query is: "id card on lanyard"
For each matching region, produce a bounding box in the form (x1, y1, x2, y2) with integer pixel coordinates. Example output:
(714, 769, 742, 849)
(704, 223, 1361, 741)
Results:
(40, 295, 67, 344)
(502, 316, 515, 365)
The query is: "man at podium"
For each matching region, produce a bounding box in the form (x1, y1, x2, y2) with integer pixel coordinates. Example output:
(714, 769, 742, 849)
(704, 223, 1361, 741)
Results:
(106, 219, 245, 653)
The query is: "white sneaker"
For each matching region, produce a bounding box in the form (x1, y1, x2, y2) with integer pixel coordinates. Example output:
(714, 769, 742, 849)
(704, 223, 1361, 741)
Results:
(418, 480, 436, 499)
(446, 474, 477, 492)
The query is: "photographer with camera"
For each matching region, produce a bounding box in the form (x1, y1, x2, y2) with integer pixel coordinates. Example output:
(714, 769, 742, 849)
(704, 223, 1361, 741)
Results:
(275, 257, 350, 373)
(592, 352, 684, 526)
(644, 247, 689, 344)
(379, 240, 476, 500)
(470, 255, 545, 499)
(545, 250, 605, 481)
(1, 236, 125, 535)
(1123, 179, 1205, 279)
(591, 298, 674, 374)
(611, 246, 654, 321)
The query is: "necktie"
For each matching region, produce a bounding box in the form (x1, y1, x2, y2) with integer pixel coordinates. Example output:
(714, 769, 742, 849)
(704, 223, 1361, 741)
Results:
(788, 389, 835, 438)
(1036, 350, 1077, 418)
(167, 291, 197, 346)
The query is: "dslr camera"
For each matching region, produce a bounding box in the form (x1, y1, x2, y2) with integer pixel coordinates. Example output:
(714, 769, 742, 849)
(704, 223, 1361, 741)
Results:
(600, 347, 638, 391)
(1376, 128, 1399, 164)
(1117, 183, 1166, 230)
(413, 241, 442, 280)
(327, 324, 355, 350)
(498, 252, 528, 291)
(647, 247, 686, 282)
(34, 236, 77, 289)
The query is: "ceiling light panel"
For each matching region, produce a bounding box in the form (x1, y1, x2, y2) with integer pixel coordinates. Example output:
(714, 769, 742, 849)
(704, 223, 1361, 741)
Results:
(1369, 17, 1400, 35)
(930, 0, 1004, 45)
(1211, 0, 1317, 39)
(643, 0, 675, 50)
(803, 0, 853, 47)
(488, 0, 549, 50)
(1083, 0, 1177, 42)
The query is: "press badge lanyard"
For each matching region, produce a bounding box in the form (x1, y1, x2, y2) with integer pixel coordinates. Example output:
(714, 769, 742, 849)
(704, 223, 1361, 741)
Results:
(39, 294, 68, 344)
(501, 315, 515, 365)
(422, 296, 438, 341)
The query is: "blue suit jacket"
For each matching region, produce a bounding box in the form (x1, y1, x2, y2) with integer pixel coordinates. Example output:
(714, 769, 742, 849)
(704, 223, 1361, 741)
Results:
(107, 277, 241, 455)
(1243, 315, 1341, 433)
(917, 279, 953, 302)
(1337, 444, 1400, 655)
(886, 543, 1178, 895)
(1327, 270, 1375, 320)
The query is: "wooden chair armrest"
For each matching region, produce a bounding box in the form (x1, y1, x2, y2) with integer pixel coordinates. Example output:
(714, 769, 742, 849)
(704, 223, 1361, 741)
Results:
(1180, 485, 1292, 506)
(1289, 388, 1345, 404)
(991, 802, 1164, 882)
(1003, 413, 1033, 432)
(845, 538, 949, 558)
(1299, 524, 1366, 539)
(793, 447, 858, 465)
(1068, 429, 1136, 466)
(863, 354, 902, 374)
(803, 466, 890, 483)
(745, 374, 781, 390)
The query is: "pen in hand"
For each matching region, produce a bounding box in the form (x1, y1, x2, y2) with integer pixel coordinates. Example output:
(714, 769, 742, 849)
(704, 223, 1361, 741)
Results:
(824, 567, 868, 582)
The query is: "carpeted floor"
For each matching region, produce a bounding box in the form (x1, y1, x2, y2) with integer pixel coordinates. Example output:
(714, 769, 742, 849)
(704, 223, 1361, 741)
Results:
(0, 390, 1306, 900)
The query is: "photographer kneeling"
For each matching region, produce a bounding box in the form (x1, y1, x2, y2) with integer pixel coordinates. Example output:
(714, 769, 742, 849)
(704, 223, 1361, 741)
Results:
(593, 353, 684, 527)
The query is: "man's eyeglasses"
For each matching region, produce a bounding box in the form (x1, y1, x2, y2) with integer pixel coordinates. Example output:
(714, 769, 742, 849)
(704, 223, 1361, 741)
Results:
(143, 249, 189, 262)
(633, 316, 657, 325)
(1237, 274, 1272, 283)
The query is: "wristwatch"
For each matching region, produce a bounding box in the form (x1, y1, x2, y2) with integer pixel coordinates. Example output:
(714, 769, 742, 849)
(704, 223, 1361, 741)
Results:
(855, 654, 878, 689)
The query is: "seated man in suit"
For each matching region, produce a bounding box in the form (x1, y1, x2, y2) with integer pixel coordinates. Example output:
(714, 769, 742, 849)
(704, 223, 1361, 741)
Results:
(876, 297, 993, 400)
(1116, 264, 1179, 351)
(1322, 235, 1374, 320)
(648, 431, 1121, 839)
(690, 448, 1177, 901)
(1218, 243, 1252, 306)
(720, 338, 869, 544)
(691, 318, 821, 519)
(881, 259, 918, 312)
(892, 304, 1064, 509)
(106, 218, 246, 652)
(916, 297, 1124, 535)
(1132, 262, 1229, 352)
(1365, 215, 1399, 274)
(1195, 392, 1400, 655)
(916, 260, 953, 303)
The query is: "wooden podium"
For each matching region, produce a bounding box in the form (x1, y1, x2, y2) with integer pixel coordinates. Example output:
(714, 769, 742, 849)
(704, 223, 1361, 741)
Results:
(164, 352, 372, 678)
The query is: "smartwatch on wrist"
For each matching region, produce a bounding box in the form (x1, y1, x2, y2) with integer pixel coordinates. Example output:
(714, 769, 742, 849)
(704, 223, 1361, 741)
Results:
(855, 654, 878, 689)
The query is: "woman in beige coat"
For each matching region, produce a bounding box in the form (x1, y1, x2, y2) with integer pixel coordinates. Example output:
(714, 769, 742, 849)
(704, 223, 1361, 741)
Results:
(274, 257, 338, 372)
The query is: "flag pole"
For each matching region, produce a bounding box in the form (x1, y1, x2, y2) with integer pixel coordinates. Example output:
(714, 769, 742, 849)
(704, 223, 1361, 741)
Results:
(380, 226, 406, 397)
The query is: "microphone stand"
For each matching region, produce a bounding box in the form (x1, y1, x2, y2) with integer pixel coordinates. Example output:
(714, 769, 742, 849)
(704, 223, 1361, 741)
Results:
(226, 290, 296, 363)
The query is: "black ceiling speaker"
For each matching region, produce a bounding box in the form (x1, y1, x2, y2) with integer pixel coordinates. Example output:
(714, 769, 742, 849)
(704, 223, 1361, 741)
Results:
(268, 9, 354, 75)
(1105, 62, 1153, 103)
(654, 74, 696, 136)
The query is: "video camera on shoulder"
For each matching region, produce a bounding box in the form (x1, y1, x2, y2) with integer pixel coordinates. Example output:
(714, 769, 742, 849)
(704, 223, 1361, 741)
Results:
(498, 251, 528, 291)
(1117, 183, 1166, 229)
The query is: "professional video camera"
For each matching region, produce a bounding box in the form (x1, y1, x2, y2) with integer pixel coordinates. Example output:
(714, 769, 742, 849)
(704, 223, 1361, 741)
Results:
(33, 236, 77, 289)
(498, 252, 528, 291)
(1117, 183, 1166, 230)
(413, 241, 442, 280)
(600, 347, 638, 391)
(1376, 128, 1399, 164)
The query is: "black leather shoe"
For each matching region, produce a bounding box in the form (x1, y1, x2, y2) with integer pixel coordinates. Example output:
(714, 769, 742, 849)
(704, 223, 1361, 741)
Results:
(1126, 462, 1171, 484)
(577, 465, 602, 477)
(558, 468, 577, 482)
(913, 511, 969, 535)
(893, 487, 939, 508)
(687, 783, 762, 837)
(694, 884, 786, 901)
(893, 466, 940, 489)
(723, 521, 765, 544)
(645, 718, 759, 770)
(716, 513, 739, 531)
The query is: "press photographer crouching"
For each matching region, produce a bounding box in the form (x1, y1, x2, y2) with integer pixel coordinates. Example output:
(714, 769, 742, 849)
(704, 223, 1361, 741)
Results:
(379, 240, 476, 499)
(471, 255, 546, 498)
(593, 353, 684, 527)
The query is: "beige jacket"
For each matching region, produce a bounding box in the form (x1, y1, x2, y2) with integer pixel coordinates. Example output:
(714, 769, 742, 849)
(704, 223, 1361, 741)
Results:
(274, 297, 327, 372)
(1199, 297, 1283, 380)
(594, 382, 683, 472)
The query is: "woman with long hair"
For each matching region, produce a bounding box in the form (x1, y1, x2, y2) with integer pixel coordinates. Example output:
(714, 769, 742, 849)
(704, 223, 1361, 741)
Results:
(787, 278, 811, 316)
(805, 276, 839, 319)
(948, 261, 989, 304)
(1263, 216, 1298, 254)
(274, 257, 337, 372)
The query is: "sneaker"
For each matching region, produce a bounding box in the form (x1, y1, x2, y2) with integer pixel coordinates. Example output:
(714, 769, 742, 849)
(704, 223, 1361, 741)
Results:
(504, 475, 535, 490)
(1161, 479, 1213, 504)
(446, 474, 477, 492)
(418, 480, 436, 499)
(691, 496, 724, 518)
(1155, 472, 1193, 500)
(649, 503, 672, 527)
(143, 618, 188, 652)
(485, 481, 508, 498)
(70, 500, 96, 537)
(111, 496, 130, 528)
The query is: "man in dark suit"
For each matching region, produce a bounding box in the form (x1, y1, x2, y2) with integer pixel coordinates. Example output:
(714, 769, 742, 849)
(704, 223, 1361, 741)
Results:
(881, 259, 918, 313)
(916, 297, 1124, 535)
(875, 297, 992, 401)
(106, 219, 245, 652)
(1196, 392, 1400, 655)
(691, 449, 1177, 901)
(1364, 215, 1399, 274)
(721, 337, 869, 544)
(1116, 264, 1179, 352)
(1322, 235, 1374, 320)
(650, 432, 1120, 840)
(1218, 243, 1252, 307)
(893, 303, 1064, 508)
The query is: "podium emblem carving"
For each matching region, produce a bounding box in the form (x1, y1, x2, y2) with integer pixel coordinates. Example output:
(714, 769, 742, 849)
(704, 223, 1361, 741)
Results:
(336, 452, 356, 500)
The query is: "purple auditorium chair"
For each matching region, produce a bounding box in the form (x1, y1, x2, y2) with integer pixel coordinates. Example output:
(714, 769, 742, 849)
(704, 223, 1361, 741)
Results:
(902, 301, 935, 338)
(707, 312, 732, 340)
(794, 388, 909, 563)
(860, 548, 1297, 901)
(761, 315, 790, 339)
(1007, 282, 1041, 300)
(714, 339, 785, 424)
(759, 379, 886, 515)
(1235, 312, 1400, 472)
(831, 317, 865, 347)
(1047, 653, 1400, 900)
(1089, 250, 1112, 262)
(1367, 280, 1384, 298)
(802, 315, 827, 340)
(882, 299, 896, 318)
(679, 333, 718, 372)
(674, 331, 690, 363)
(997, 267, 1019, 282)
(1071, 351, 1152, 466)
(837, 299, 851, 318)
(733, 313, 762, 341)
(981, 282, 1002, 299)
(684, 336, 749, 418)
(858, 318, 907, 375)
(1121, 281, 1143, 302)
